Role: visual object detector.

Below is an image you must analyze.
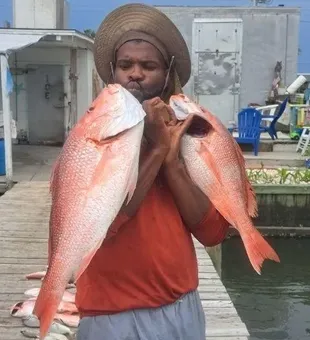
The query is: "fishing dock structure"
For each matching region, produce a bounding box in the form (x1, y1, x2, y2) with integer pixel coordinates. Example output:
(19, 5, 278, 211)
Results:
(0, 180, 250, 339)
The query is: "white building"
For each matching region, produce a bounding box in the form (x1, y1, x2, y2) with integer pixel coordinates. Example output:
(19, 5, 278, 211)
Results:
(157, 5, 300, 126)
(0, 0, 102, 186)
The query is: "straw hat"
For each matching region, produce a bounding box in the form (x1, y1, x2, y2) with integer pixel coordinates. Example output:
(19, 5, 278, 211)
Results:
(94, 3, 191, 87)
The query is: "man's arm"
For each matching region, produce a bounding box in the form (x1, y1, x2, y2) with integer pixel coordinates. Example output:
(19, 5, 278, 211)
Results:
(190, 204, 230, 247)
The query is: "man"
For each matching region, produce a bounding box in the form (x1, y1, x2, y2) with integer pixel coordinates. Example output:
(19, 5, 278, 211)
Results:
(76, 4, 229, 340)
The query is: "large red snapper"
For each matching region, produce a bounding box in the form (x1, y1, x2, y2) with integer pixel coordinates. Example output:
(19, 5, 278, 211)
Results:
(169, 94, 280, 274)
(33, 84, 146, 339)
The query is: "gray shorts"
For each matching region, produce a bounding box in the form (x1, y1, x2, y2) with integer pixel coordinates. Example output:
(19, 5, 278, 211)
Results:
(76, 289, 206, 340)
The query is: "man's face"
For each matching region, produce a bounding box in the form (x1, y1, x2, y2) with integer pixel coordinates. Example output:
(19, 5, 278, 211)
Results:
(114, 40, 167, 103)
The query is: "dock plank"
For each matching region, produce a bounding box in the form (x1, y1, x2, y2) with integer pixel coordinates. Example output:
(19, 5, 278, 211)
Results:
(0, 181, 250, 339)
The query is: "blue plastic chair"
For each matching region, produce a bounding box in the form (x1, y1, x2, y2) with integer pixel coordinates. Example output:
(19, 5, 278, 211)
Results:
(234, 108, 262, 156)
(260, 97, 289, 140)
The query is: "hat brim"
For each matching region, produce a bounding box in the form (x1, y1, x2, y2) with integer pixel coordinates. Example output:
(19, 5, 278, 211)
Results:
(94, 3, 191, 88)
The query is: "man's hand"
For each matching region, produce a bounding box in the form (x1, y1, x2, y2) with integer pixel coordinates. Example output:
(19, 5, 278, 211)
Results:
(164, 114, 195, 167)
(120, 97, 176, 218)
(142, 97, 176, 152)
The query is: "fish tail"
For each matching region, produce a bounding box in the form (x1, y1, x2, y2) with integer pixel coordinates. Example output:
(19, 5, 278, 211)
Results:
(240, 227, 280, 275)
(33, 271, 67, 339)
(33, 293, 59, 339)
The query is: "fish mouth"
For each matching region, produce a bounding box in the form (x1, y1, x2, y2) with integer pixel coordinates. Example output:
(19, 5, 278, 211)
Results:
(10, 301, 23, 316)
(186, 116, 210, 138)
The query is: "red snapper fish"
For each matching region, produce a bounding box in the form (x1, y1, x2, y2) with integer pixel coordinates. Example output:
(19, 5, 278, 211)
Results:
(10, 298, 77, 317)
(25, 287, 75, 304)
(33, 84, 146, 339)
(169, 94, 280, 274)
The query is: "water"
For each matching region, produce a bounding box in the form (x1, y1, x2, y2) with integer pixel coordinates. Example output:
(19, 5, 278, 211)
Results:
(222, 238, 310, 340)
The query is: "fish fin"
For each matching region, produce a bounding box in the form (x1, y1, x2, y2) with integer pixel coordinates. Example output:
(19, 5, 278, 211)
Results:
(197, 141, 223, 185)
(190, 140, 234, 223)
(232, 139, 258, 218)
(232, 138, 246, 166)
(89, 137, 140, 204)
(73, 238, 103, 283)
(245, 179, 258, 218)
(240, 227, 280, 275)
(33, 290, 61, 340)
(88, 144, 116, 191)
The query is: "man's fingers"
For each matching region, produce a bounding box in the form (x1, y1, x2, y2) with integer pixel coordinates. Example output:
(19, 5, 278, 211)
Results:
(143, 97, 161, 106)
(142, 97, 162, 113)
(165, 105, 177, 125)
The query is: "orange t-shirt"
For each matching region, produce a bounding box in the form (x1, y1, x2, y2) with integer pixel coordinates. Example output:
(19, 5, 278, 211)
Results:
(76, 178, 229, 317)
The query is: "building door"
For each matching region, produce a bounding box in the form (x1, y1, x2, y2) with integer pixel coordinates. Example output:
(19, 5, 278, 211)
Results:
(192, 18, 243, 126)
(27, 65, 65, 145)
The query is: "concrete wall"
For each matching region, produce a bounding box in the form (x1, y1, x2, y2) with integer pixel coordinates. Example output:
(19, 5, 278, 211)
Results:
(226, 185, 310, 237)
(0, 44, 95, 145)
(253, 185, 310, 230)
(13, 0, 68, 29)
(156, 6, 300, 116)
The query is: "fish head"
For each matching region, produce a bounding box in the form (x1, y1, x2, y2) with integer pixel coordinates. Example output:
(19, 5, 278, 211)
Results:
(10, 301, 23, 316)
(84, 84, 146, 142)
(169, 94, 203, 121)
(170, 94, 213, 137)
(10, 300, 35, 317)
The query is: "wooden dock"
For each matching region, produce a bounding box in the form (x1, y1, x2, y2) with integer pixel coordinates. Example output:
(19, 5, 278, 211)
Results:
(0, 181, 250, 340)
(195, 239, 250, 339)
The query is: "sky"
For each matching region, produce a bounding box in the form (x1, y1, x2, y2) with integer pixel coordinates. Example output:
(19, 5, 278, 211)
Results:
(0, 0, 309, 72)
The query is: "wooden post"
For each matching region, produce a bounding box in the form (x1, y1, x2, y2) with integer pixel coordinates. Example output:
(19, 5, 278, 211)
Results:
(206, 244, 222, 278)
(0, 54, 13, 189)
